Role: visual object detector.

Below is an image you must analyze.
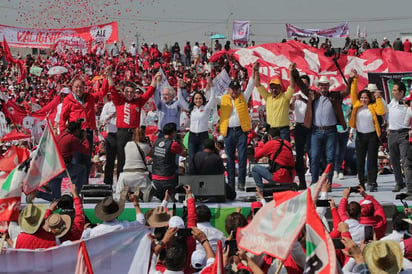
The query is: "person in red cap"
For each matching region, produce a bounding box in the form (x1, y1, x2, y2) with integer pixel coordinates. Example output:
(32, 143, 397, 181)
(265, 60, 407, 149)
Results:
(254, 63, 295, 141)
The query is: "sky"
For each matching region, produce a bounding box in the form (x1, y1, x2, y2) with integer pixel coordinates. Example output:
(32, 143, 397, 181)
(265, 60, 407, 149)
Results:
(1, 0, 412, 49)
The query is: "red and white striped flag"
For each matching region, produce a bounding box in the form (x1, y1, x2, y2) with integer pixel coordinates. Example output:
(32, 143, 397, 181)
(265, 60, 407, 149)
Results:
(75, 241, 94, 274)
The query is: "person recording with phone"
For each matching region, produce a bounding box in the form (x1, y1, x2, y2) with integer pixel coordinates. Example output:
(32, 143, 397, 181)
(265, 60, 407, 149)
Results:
(338, 185, 387, 241)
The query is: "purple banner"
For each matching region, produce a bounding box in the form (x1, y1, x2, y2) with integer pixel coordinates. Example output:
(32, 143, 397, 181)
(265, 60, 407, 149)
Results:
(286, 22, 349, 38)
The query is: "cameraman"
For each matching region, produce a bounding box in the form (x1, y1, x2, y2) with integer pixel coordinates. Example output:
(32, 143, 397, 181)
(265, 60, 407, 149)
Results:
(37, 121, 90, 201)
(251, 128, 295, 192)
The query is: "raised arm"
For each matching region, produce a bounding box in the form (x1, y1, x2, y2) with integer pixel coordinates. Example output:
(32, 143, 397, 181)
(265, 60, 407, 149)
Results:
(204, 76, 217, 109)
(288, 63, 296, 90)
(177, 78, 190, 111)
(291, 67, 309, 97)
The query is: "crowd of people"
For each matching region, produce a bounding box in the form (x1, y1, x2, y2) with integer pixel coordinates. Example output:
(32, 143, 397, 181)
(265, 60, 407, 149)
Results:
(1, 35, 412, 272)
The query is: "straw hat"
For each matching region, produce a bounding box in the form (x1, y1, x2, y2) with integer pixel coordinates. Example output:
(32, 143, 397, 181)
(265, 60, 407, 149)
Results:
(363, 240, 403, 274)
(43, 213, 72, 238)
(18, 204, 47, 234)
(146, 206, 173, 228)
(318, 76, 330, 85)
(94, 196, 125, 222)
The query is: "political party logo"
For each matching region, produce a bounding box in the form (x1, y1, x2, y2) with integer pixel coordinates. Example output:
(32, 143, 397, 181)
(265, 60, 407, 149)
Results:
(305, 225, 328, 273)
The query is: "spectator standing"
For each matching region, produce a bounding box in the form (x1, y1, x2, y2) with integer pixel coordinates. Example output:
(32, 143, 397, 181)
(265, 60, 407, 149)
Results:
(106, 66, 157, 177)
(388, 81, 410, 192)
(255, 62, 295, 141)
(348, 71, 386, 191)
(293, 69, 351, 185)
(393, 37, 404, 51)
(128, 42, 137, 57)
(405, 39, 412, 52)
(184, 41, 192, 67)
(110, 41, 120, 58)
(192, 42, 201, 64)
(99, 94, 117, 186)
(200, 41, 208, 62)
(219, 68, 255, 191)
(290, 74, 311, 190)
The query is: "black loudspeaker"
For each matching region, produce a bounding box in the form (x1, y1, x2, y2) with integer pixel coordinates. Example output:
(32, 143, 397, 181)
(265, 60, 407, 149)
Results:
(179, 174, 226, 203)
(80, 184, 113, 203)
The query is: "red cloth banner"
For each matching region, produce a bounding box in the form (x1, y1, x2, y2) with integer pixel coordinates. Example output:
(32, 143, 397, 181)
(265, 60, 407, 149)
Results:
(286, 22, 349, 38)
(0, 22, 118, 48)
(211, 40, 412, 108)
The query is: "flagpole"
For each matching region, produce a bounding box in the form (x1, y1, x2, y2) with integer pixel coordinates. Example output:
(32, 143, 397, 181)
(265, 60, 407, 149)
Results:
(0, 233, 6, 254)
(274, 261, 284, 274)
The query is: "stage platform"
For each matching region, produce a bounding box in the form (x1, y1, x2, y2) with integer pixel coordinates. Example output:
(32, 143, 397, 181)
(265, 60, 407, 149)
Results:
(24, 173, 409, 235)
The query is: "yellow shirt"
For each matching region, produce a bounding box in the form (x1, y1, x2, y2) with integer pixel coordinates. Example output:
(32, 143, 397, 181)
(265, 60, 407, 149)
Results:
(257, 86, 294, 127)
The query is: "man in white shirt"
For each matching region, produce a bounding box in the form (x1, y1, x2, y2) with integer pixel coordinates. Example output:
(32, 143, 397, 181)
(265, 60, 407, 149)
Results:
(81, 195, 146, 239)
(99, 96, 117, 186)
(290, 74, 311, 190)
(388, 81, 410, 192)
(192, 42, 201, 64)
(381, 211, 411, 241)
(128, 42, 137, 57)
(195, 205, 226, 252)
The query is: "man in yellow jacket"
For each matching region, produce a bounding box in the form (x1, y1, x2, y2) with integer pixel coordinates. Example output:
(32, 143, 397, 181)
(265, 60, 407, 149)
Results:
(219, 63, 257, 191)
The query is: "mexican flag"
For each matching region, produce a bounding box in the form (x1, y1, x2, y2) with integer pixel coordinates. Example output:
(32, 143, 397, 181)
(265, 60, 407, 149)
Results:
(22, 122, 65, 194)
(304, 188, 337, 274)
(0, 165, 26, 221)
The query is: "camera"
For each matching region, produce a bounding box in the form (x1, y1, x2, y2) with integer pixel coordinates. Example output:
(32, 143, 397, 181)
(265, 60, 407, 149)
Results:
(396, 193, 409, 200)
(399, 99, 411, 106)
(349, 186, 360, 193)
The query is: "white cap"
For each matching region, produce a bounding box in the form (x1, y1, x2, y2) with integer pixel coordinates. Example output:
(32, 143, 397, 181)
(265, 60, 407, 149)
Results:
(191, 250, 207, 270)
(168, 216, 185, 228)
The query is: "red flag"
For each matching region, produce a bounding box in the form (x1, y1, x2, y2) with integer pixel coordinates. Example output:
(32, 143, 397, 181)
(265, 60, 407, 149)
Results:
(75, 241, 94, 274)
(2, 37, 26, 83)
(0, 146, 30, 172)
(304, 188, 337, 273)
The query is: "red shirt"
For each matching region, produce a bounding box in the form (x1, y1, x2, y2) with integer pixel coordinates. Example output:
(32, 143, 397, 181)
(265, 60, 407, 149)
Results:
(15, 228, 56, 249)
(104, 84, 155, 129)
(56, 131, 90, 163)
(44, 197, 85, 242)
(254, 138, 295, 183)
(59, 87, 105, 132)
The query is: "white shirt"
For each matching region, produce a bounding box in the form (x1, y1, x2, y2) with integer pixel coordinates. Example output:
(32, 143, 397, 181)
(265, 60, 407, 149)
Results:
(227, 78, 254, 127)
(129, 45, 137, 56)
(196, 222, 226, 252)
(99, 101, 117, 133)
(192, 45, 201, 56)
(388, 99, 409, 130)
(292, 91, 308, 123)
(404, 108, 412, 128)
(81, 216, 145, 239)
(344, 219, 365, 244)
(381, 230, 410, 242)
(180, 88, 217, 133)
(123, 142, 151, 170)
(356, 106, 375, 133)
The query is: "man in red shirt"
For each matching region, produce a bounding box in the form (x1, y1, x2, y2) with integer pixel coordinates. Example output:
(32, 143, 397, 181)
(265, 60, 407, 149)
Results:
(37, 121, 90, 201)
(106, 66, 158, 176)
(59, 77, 106, 179)
(252, 128, 295, 191)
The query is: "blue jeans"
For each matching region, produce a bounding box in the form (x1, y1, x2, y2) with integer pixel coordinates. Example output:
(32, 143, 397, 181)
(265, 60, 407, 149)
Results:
(252, 165, 275, 191)
(311, 128, 337, 184)
(72, 130, 93, 181)
(294, 123, 311, 184)
(279, 127, 291, 142)
(223, 128, 248, 189)
(152, 178, 178, 201)
(36, 163, 87, 201)
(334, 131, 349, 173)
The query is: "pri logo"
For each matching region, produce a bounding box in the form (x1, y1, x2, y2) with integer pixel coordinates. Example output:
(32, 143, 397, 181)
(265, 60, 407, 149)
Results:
(90, 25, 113, 42)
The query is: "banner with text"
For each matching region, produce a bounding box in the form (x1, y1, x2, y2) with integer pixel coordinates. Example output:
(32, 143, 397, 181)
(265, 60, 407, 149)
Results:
(0, 22, 118, 48)
(286, 22, 349, 38)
